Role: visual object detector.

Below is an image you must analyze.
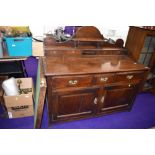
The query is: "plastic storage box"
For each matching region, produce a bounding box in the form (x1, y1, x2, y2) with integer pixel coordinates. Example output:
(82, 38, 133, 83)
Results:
(5, 37, 32, 56)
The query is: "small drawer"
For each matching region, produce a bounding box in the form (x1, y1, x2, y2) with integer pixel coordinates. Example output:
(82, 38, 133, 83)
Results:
(52, 75, 93, 89)
(95, 74, 114, 85)
(115, 72, 144, 83)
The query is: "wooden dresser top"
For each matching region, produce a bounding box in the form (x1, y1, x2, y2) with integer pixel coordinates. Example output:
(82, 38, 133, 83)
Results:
(43, 26, 148, 76)
(43, 55, 148, 76)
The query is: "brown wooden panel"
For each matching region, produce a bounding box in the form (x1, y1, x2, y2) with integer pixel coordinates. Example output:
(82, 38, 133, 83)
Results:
(43, 55, 148, 76)
(101, 83, 139, 110)
(58, 94, 82, 115)
(95, 74, 114, 85)
(80, 93, 96, 113)
(115, 71, 144, 83)
(45, 50, 81, 56)
(126, 26, 155, 63)
(104, 87, 134, 108)
(51, 75, 93, 89)
(50, 87, 99, 121)
(72, 26, 104, 40)
(42, 26, 149, 126)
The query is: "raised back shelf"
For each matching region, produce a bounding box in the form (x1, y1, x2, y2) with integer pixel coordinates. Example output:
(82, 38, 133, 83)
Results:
(72, 26, 104, 41)
(44, 26, 125, 56)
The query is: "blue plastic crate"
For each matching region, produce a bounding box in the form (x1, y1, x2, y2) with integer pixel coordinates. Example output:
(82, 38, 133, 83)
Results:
(5, 37, 32, 56)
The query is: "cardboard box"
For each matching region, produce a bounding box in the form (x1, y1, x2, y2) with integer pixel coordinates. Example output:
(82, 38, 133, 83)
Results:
(3, 78, 34, 118)
(0, 76, 8, 105)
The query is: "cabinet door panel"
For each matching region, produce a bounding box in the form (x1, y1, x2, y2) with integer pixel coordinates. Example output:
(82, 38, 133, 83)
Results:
(103, 87, 134, 108)
(100, 84, 139, 112)
(51, 88, 98, 121)
(80, 93, 96, 112)
(58, 94, 82, 115)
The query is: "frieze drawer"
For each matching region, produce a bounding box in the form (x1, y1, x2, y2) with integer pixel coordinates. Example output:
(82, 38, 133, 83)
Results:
(115, 72, 144, 83)
(51, 75, 93, 89)
(95, 74, 114, 85)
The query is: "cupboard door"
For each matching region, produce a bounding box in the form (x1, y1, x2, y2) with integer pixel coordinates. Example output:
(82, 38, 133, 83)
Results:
(99, 84, 139, 112)
(51, 88, 99, 121)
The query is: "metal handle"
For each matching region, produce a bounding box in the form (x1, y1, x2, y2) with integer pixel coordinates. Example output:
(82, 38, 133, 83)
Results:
(100, 96, 105, 103)
(126, 75, 133, 80)
(68, 80, 78, 85)
(100, 77, 108, 82)
(94, 97, 98, 105)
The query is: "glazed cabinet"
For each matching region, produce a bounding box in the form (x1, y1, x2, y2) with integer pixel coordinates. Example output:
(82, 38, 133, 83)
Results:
(125, 26, 155, 92)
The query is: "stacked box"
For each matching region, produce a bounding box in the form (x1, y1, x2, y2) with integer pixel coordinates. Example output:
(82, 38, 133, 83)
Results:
(5, 37, 32, 57)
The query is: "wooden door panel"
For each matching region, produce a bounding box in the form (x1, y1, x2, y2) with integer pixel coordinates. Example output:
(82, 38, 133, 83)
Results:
(100, 84, 139, 112)
(52, 88, 99, 121)
(58, 94, 82, 115)
(103, 87, 134, 108)
(80, 93, 96, 112)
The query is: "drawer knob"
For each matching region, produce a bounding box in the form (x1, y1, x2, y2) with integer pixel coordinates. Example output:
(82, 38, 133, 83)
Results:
(126, 75, 133, 80)
(68, 80, 78, 85)
(100, 77, 108, 82)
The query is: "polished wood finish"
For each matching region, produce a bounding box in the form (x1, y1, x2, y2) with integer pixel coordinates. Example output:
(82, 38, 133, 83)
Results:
(44, 48, 127, 57)
(43, 55, 148, 124)
(44, 26, 124, 56)
(51, 75, 93, 89)
(72, 26, 104, 41)
(115, 71, 144, 83)
(43, 26, 148, 125)
(50, 87, 99, 121)
(43, 55, 147, 76)
(99, 83, 139, 113)
(95, 74, 114, 85)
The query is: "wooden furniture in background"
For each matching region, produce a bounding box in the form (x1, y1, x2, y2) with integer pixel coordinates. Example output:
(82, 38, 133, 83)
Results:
(42, 26, 148, 125)
(125, 26, 155, 92)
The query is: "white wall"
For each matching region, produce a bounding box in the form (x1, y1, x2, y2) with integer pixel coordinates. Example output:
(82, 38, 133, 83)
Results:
(97, 26, 129, 43)
(1, 0, 153, 44)
(32, 26, 129, 43)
